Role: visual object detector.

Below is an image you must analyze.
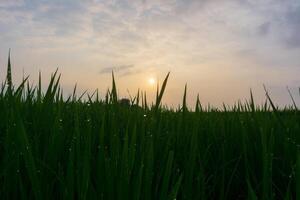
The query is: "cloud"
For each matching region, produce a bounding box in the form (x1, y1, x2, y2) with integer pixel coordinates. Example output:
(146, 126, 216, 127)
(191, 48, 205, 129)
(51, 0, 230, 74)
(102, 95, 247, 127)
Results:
(285, 33, 300, 49)
(0, 0, 24, 8)
(257, 22, 271, 36)
(284, 6, 300, 48)
(100, 64, 135, 75)
(0, 0, 300, 106)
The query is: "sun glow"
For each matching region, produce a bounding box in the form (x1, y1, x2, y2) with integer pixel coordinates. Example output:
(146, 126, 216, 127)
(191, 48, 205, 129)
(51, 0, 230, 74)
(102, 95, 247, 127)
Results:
(148, 77, 156, 86)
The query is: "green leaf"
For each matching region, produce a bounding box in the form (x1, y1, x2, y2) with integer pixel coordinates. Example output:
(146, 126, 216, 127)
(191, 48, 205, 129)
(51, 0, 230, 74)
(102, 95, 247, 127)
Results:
(155, 72, 170, 110)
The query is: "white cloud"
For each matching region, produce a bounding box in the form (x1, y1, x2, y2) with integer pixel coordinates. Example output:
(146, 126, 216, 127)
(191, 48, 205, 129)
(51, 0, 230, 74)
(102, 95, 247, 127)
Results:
(0, 0, 299, 106)
(0, 0, 24, 8)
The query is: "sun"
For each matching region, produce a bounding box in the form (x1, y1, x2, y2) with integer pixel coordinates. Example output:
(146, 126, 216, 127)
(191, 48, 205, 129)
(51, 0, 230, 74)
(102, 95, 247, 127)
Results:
(148, 77, 156, 86)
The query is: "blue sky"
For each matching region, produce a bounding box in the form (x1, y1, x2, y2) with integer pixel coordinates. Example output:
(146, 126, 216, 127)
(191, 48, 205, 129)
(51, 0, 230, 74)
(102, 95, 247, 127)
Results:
(0, 0, 299, 107)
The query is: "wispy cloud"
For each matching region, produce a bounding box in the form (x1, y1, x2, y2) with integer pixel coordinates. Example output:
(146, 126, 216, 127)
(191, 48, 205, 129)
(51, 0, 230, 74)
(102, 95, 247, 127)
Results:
(0, 0, 24, 8)
(257, 22, 271, 36)
(284, 5, 300, 48)
(100, 64, 135, 75)
(0, 0, 299, 106)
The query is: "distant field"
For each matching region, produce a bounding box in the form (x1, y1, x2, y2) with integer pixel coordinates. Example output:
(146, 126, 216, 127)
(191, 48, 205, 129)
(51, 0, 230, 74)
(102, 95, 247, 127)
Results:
(0, 56, 300, 199)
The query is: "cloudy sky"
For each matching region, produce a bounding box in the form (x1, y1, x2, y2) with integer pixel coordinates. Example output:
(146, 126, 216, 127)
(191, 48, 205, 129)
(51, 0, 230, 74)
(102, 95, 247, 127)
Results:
(0, 0, 299, 107)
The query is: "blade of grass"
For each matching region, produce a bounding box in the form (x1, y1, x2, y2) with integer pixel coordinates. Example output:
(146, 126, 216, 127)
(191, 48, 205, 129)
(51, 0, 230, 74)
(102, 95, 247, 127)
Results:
(155, 72, 170, 110)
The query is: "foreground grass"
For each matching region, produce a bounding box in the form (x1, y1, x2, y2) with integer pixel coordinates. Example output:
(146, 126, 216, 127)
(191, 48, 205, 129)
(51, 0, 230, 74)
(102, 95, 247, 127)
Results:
(0, 55, 300, 199)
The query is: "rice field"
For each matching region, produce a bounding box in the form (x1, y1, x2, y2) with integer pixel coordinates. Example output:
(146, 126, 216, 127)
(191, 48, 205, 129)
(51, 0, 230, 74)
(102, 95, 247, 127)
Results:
(0, 55, 300, 199)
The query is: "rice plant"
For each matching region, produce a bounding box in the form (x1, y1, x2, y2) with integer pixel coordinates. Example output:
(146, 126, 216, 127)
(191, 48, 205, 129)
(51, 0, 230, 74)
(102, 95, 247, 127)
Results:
(0, 54, 299, 199)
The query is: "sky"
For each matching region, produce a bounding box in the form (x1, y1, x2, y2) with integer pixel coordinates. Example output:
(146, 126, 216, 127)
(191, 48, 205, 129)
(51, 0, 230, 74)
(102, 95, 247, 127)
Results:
(0, 0, 300, 108)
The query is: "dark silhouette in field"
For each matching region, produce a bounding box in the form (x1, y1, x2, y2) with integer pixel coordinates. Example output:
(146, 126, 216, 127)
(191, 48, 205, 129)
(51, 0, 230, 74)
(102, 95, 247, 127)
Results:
(118, 98, 130, 106)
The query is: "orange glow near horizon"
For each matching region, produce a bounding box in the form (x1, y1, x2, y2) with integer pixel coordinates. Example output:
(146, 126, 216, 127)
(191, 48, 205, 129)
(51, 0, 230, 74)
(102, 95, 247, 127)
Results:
(148, 77, 156, 86)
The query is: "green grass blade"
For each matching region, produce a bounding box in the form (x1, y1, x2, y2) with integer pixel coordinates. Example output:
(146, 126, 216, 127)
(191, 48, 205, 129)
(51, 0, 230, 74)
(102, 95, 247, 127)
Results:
(111, 71, 118, 104)
(6, 49, 13, 95)
(182, 84, 187, 112)
(155, 72, 170, 110)
(159, 150, 174, 200)
(286, 86, 298, 111)
(297, 150, 300, 200)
